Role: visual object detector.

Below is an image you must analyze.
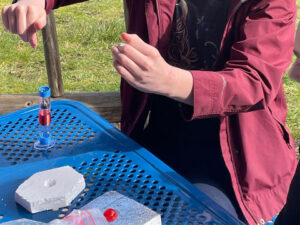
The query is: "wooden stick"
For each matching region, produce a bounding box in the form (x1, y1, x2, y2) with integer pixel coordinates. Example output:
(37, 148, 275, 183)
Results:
(42, 12, 64, 97)
(123, 0, 129, 30)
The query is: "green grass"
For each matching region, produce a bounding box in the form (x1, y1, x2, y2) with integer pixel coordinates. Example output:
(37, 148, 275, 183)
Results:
(0, 0, 299, 146)
(0, 0, 124, 93)
(284, 69, 300, 148)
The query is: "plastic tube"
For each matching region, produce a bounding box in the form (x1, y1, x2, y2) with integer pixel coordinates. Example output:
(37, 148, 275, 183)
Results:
(34, 86, 55, 150)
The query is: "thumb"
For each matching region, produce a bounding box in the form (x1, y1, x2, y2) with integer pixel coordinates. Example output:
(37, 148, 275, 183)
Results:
(27, 26, 38, 48)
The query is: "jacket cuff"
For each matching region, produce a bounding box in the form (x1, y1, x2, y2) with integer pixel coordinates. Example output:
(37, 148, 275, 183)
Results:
(45, 0, 55, 14)
(186, 70, 225, 120)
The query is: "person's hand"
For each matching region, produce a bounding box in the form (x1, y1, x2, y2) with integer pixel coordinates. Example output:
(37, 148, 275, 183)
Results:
(111, 33, 193, 104)
(111, 33, 174, 96)
(1, 0, 46, 48)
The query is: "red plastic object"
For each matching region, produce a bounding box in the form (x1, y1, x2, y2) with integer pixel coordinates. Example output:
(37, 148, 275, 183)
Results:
(39, 110, 51, 126)
(103, 208, 118, 222)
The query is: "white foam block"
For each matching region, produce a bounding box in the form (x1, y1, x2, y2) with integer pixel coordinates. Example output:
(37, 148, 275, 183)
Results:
(82, 191, 162, 225)
(15, 166, 86, 213)
(0, 218, 46, 225)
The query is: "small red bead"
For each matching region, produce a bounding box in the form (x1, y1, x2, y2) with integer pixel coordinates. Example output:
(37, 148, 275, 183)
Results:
(103, 208, 118, 222)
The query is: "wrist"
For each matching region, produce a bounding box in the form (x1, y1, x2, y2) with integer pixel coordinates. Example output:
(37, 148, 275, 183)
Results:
(15, 0, 46, 9)
(166, 66, 194, 105)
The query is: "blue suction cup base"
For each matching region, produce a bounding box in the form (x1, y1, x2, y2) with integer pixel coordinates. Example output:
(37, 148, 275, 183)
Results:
(34, 139, 55, 150)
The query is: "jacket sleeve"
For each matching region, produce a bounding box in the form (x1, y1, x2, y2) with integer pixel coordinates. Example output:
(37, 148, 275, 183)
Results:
(188, 0, 296, 119)
(45, 0, 87, 13)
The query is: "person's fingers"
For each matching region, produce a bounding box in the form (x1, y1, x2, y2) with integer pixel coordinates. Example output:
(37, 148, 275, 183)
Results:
(117, 43, 151, 71)
(26, 6, 43, 48)
(15, 6, 27, 38)
(121, 32, 131, 42)
(1, 6, 9, 30)
(111, 45, 143, 80)
(19, 34, 28, 42)
(7, 7, 17, 34)
(1, 4, 45, 47)
(113, 59, 137, 85)
(27, 26, 37, 48)
(121, 32, 157, 56)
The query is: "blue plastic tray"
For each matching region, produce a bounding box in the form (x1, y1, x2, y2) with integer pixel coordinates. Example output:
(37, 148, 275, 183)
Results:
(0, 100, 244, 225)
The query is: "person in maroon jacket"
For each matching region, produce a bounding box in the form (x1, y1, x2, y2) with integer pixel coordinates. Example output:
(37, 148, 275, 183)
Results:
(2, 0, 298, 224)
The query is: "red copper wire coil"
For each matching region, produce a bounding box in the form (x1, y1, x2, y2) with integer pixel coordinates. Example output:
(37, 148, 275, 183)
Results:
(39, 110, 51, 126)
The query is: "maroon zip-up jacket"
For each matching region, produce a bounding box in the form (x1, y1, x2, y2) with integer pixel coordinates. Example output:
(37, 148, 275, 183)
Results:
(45, 0, 298, 224)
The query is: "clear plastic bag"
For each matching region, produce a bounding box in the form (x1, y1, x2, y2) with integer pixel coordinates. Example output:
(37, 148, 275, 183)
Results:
(50, 208, 109, 225)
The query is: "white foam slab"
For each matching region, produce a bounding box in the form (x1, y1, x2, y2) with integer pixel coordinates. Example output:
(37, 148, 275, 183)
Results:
(15, 166, 86, 213)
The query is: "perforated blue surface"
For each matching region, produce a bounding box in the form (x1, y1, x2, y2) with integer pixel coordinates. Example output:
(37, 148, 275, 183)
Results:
(0, 100, 245, 225)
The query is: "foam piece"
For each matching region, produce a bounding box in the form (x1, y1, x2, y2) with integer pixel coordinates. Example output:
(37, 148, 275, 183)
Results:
(82, 191, 162, 225)
(15, 166, 86, 213)
(0, 218, 46, 225)
(0, 219, 46, 225)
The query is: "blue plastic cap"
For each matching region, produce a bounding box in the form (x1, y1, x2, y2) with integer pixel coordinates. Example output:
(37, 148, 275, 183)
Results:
(40, 136, 51, 145)
(39, 86, 51, 98)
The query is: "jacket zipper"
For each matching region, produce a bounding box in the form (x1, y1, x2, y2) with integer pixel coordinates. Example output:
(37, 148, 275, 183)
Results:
(225, 117, 259, 224)
(223, 1, 261, 224)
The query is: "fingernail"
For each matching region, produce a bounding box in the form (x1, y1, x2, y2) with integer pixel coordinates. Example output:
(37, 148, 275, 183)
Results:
(111, 45, 118, 52)
(118, 43, 125, 49)
(121, 33, 131, 42)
